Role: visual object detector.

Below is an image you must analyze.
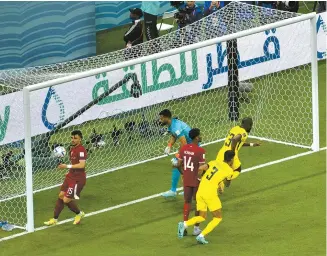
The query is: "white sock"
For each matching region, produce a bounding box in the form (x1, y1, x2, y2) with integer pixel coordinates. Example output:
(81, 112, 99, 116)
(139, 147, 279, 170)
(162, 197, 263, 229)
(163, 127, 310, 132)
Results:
(198, 233, 204, 238)
(194, 226, 200, 230)
(184, 221, 188, 228)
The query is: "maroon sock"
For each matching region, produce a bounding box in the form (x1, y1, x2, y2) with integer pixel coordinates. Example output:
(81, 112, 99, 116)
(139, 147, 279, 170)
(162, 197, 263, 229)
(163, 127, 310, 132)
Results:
(54, 198, 64, 219)
(66, 201, 80, 215)
(183, 203, 191, 221)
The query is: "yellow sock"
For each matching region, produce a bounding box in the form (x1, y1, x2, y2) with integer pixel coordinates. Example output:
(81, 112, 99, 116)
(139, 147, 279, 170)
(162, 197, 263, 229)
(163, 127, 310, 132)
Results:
(185, 216, 205, 227)
(201, 217, 222, 236)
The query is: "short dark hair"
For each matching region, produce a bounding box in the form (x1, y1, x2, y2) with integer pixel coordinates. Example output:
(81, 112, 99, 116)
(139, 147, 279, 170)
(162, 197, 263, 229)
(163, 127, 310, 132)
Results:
(189, 128, 200, 140)
(71, 130, 83, 139)
(224, 150, 235, 162)
(159, 109, 172, 118)
(241, 117, 253, 126)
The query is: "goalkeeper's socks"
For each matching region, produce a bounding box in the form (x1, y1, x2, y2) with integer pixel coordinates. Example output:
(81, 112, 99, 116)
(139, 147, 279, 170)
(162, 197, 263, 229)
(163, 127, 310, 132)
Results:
(171, 168, 181, 192)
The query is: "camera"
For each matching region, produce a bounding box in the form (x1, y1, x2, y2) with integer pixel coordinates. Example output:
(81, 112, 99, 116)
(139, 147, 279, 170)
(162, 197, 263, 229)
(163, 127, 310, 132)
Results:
(173, 6, 195, 26)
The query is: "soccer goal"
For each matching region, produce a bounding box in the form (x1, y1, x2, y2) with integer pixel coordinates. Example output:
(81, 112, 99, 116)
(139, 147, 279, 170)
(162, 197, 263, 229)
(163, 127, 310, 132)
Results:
(0, 2, 319, 232)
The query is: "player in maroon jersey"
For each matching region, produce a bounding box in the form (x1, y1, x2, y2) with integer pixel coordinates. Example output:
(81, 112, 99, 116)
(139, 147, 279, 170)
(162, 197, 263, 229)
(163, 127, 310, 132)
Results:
(177, 128, 206, 236)
(44, 130, 87, 226)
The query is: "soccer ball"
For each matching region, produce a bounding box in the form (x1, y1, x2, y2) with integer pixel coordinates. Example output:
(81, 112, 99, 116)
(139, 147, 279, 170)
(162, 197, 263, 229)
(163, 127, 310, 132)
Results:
(53, 146, 66, 158)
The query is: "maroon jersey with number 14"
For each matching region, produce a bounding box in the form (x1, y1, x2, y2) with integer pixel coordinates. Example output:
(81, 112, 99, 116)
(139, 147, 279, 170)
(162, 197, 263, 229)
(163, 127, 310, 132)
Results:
(178, 144, 206, 187)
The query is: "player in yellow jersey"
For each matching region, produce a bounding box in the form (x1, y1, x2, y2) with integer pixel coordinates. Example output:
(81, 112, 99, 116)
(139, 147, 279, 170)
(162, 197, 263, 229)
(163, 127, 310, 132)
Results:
(177, 150, 236, 244)
(217, 117, 260, 186)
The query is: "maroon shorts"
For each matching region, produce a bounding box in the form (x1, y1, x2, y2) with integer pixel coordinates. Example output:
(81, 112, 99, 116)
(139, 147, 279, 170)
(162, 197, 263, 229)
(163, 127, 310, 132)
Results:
(184, 186, 198, 203)
(60, 172, 86, 199)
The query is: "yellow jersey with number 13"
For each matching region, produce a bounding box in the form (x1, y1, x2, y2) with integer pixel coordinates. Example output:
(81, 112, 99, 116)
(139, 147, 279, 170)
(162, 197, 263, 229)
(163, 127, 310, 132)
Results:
(217, 126, 248, 160)
(198, 160, 234, 196)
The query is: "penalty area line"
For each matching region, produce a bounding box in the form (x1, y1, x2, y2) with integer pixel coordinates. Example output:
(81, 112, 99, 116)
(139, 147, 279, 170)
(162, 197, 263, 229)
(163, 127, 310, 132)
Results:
(0, 147, 326, 243)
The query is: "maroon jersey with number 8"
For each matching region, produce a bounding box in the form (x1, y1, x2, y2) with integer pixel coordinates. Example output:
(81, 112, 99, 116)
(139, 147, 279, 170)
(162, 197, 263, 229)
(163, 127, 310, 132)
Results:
(179, 144, 206, 187)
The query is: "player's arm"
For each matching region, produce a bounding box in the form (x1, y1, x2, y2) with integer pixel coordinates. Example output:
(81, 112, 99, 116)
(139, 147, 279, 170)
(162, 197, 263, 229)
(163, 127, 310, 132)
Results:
(178, 136, 187, 148)
(164, 135, 176, 155)
(58, 160, 86, 169)
(243, 142, 261, 147)
(231, 134, 242, 151)
(198, 163, 209, 178)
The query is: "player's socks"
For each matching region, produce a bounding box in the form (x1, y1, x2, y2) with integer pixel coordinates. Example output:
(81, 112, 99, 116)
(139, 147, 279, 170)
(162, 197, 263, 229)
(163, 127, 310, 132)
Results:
(171, 168, 180, 192)
(184, 216, 205, 228)
(193, 226, 202, 236)
(54, 198, 64, 219)
(201, 217, 222, 236)
(183, 203, 191, 221)
(66, 201, 80, 214)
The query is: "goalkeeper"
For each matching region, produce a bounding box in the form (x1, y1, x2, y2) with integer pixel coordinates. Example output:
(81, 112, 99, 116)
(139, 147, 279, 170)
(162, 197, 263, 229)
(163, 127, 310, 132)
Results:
(159, 109, 192, 198)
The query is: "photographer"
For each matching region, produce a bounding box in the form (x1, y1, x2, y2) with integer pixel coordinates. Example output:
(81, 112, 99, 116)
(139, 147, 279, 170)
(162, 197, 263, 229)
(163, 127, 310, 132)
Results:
(172, 1, 203, 28)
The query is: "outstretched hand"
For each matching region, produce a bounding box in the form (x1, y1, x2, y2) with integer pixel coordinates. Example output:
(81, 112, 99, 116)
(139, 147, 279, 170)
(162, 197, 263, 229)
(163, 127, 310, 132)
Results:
(58, 164, 67, 169)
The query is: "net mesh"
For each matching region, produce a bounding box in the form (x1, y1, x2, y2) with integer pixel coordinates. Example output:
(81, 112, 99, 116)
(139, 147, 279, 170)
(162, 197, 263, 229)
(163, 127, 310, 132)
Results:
(0, 2, 312, 230)
(0, 2, 300, 90)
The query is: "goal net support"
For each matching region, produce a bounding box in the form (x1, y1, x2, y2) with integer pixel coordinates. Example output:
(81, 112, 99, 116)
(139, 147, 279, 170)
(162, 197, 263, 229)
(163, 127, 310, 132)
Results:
(0, 2, 319, 232)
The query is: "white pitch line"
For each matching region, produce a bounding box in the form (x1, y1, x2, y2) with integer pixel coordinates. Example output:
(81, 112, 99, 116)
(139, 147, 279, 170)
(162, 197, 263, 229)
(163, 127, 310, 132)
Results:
(0, 147, 326, 243)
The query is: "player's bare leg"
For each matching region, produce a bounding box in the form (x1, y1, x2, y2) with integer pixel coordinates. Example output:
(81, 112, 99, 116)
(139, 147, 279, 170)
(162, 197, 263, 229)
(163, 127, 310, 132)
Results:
(196, 209, 223, 244)
(63, 196, 85, 225)
(44, 191, 65, 226)
(178, 211, 206, 239)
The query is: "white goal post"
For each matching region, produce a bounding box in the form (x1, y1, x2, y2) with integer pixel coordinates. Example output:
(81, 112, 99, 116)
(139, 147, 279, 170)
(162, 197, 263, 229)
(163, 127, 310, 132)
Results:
(0, 3, 319, 233)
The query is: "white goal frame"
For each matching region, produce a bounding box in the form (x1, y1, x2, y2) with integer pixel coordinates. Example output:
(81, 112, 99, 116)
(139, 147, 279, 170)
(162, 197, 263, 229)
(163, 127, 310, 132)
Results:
(22, 12, 319, 232)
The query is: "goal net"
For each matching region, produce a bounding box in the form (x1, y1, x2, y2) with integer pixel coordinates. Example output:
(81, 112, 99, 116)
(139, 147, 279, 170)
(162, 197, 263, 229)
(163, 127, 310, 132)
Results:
(0, 2, 318, 232)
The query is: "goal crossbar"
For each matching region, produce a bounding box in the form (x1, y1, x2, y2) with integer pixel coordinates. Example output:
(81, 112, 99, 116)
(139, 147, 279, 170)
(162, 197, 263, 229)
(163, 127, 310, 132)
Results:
(25, 12, 316, 93)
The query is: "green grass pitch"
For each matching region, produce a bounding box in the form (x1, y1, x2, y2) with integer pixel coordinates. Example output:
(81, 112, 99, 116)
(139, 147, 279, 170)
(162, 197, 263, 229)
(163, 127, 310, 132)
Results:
(0, 60, 325, 255)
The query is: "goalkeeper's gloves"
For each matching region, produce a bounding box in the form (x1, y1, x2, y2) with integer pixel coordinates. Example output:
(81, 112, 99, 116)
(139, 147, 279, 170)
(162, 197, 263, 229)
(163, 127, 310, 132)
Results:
(164, 144, 172, 155)
(171, 157, 179, 167)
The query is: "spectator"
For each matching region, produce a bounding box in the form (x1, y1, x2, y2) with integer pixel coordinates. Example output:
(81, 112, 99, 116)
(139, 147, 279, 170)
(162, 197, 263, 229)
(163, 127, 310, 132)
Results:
(141, 1, 160, 41)
(124, 8, 143, 48)
(204, 1, 221, 16)
(173, 1, 203, 28)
